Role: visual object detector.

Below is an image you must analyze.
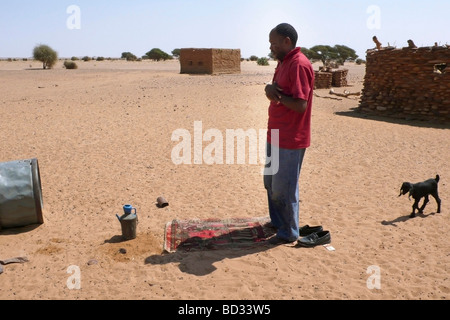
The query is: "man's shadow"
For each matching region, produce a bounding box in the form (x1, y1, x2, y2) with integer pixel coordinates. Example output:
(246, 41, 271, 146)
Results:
(381, 211, 438, 227)
(144, 227, 276, 276)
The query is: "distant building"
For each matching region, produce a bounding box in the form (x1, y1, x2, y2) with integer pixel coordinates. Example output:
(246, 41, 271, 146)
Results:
(180, 48, 241, 75)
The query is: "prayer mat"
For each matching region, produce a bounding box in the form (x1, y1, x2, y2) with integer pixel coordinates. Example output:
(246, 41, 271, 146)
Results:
(164, 217, 274, 253)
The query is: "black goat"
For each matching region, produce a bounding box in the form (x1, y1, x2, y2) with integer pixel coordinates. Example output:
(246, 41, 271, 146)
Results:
(399, 175, 441, 218)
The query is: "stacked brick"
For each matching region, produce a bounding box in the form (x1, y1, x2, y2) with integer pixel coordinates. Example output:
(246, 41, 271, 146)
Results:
(359, 46, 450, 122)
(332, 69, 349, 87)
(315, 69, 349, 89)
(314, 71, 332, 89)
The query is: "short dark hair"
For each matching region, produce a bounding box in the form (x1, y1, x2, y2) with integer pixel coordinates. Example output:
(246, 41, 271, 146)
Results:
(273, 23, 298, 47)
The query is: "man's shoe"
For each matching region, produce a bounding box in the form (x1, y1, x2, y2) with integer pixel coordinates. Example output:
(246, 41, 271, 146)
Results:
(297, 231, 331, 248)
(299, 225, 323, 237)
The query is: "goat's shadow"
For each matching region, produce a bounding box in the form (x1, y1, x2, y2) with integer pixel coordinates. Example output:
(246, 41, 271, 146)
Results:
(381, 211, 438, 227)
(144, 227, 277, 276)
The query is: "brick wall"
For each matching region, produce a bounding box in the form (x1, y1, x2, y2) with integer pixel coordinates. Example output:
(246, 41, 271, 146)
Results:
(211, 49, 241, 75)
(180, 48, 241, 75)
(180, 49, 213, 74)
(359, 46, 450, 122)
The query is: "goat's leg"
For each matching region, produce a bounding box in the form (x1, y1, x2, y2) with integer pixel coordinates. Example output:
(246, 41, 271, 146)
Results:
(431, 192, 441, 213)
(419, 195, 429, 213)
(411, 199, 420, 217)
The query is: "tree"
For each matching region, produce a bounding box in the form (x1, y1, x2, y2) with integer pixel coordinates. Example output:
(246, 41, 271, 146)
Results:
(300, 48, 319, 61)
(309, 45, 339, 66)
(33, 44, 58, 69)
(145, 48, 172, 61)
(121, 52, 137, 61)
(304, 45, 358, 66)
(334, 45, 358, 63)
(171, 49, 181, 58)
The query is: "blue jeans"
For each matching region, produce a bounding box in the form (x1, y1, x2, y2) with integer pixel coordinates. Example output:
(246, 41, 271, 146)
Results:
(264, 142, 306, 241)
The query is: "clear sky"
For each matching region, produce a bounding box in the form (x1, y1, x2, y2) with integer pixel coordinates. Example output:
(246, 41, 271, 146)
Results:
(1, 0, 449, 59)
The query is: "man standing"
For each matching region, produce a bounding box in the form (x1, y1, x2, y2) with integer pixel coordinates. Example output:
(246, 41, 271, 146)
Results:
(264, 23, 315, 245)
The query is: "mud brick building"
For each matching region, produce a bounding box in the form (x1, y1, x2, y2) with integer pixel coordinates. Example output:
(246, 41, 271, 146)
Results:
(359, 45, 450, 122)
(180, 48, 241, 75)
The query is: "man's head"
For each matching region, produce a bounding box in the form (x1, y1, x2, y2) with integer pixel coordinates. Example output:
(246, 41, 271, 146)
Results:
(270, 23, 298, 61)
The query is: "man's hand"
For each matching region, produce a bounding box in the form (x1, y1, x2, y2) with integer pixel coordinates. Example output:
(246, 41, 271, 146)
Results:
(265, 82, 308, 113)
(265, 82, 283, 102)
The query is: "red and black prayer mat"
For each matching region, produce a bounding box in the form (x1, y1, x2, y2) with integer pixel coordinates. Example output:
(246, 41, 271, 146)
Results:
(164, 217, 275, 253)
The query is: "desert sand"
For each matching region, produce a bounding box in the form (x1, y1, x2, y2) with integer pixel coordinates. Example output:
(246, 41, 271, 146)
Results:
(0, 58, 448, 301)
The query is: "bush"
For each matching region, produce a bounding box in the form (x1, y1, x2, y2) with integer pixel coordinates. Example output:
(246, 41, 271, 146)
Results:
(82, 56, 91, 62)
(33, 44, 58, 69)
(171, 49, 180, 58)
(145, 48, 172, 61)
(249, 55, 258, 61)
(96, 57, 105, 61)
(63, 60, 78, 69)
(121, 52, 137, 61)
(71, 57, 79, 61)
(257, 57, 269, 66)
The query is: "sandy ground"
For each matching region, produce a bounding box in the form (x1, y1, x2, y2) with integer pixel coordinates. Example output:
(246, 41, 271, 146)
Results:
(0, 59, 448, 301)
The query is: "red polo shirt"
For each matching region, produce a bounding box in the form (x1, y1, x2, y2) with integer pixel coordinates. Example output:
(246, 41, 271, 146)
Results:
(267, 47, 314, 149)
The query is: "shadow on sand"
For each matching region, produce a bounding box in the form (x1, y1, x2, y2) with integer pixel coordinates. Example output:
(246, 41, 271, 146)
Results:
(335, 107, 450, 129)
(144, 244, 274, 276)
(144, 227, 278, 276)
(0, 224, 42, 236)
(381, 211, 438, 227)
